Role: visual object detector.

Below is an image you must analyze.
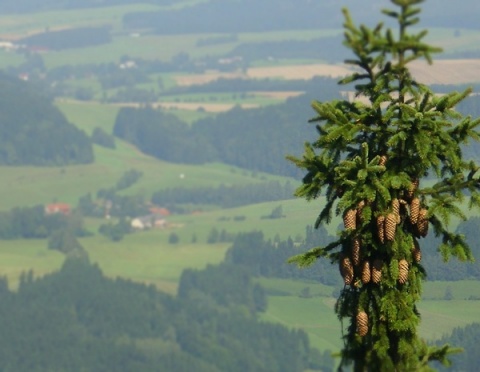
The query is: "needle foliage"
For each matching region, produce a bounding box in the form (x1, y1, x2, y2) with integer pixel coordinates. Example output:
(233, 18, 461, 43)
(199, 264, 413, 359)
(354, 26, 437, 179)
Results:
(287, 0, 480, 370)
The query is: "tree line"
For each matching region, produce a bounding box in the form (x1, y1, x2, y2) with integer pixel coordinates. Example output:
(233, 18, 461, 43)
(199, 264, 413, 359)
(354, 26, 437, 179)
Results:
(19, 27, 111, 50)
(122, 0, 479, 34)
(113, 78, 342, 177)
(224, 218, 480, 287)
(0, 73, 93, 166)
(151, 181, 296, 209)
(0, 256, 322, 371)
(0, 205, 88, 240)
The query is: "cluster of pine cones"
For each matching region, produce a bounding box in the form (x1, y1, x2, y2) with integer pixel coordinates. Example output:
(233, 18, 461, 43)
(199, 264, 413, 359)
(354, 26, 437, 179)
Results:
(339, 178, 427, 336)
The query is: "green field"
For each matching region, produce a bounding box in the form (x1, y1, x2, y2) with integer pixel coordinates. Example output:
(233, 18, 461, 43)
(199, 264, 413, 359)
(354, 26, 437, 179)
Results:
(0, 143, 289, 210)
(1, 5, 480, 361)
(0, 239, 64, 289)
(1, 214, 479, 353)
(0, 100, 291, 211)
(258, 278, 480, 352)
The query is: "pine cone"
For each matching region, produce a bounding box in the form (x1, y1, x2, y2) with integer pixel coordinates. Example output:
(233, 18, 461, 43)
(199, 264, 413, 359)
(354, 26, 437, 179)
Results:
(344, 209, 357, 231)
(412, 240, 422, 263)
(410, 198, 420, 225)
(416, 209, 429, 237)
(362, 261, 371, 284)
(352, 237, 361, 266)
(392, 198, 400, 223)
(340, 256, 354, 285)
(377, 215, 385, 244)
(357, 311, 369, 337)
(398, 259, 409, 284)
(379, 155, 387, 166)
(372, 259, 383, 284)
(385, 213, 397, 241)
(407, 178, 419, 200)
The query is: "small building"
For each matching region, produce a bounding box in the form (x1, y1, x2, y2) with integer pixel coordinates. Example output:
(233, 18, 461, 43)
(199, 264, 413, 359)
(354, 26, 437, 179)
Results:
(149, 207, 170, 216)
(45, 203, 71, 216)
(131, 214, 166, 230)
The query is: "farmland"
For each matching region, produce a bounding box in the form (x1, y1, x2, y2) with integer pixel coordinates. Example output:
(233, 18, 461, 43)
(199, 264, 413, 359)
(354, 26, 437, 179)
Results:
(0, 2, 479, 367)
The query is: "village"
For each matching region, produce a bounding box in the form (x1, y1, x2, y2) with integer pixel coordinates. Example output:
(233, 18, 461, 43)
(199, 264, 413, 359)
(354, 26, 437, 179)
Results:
(44, 202, 181, 232)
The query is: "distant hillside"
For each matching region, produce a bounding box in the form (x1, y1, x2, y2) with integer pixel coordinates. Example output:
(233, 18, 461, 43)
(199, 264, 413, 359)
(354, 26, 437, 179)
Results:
(19, 27, 111, 51)
(0, 74, 93, 166)
(113, 77, 342, 177)
(0, 0, 173, 13)
(123, 0, 480, 34)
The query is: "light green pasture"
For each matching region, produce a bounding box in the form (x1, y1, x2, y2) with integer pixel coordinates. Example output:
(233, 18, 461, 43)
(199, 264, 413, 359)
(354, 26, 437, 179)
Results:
(259, 279, 480, 352)
(257, 277, 334, 297)
(40, 29, 344, 68)
(0, 50, 24, 69)
(418, 300, 480, 340)
(0, 239, 64, 289)
(260, 296, 342, 351)
(43, 34, 203, 68)
(56, 100, 120, 134)
(422, 280, 480, 300)
(81, 233, 230, 294)
(0, 143, 286, 210)
(167, 198, 333, 243)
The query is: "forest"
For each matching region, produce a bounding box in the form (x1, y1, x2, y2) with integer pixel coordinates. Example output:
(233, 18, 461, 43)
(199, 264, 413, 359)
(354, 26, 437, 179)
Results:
(112, 88, 480, 177)
(0, 74, 93, 166)
(19, 27, 112, 50)
(113, 77, 342, 176)
(122, 0, 480, 33)
(0, 257, 326, 372)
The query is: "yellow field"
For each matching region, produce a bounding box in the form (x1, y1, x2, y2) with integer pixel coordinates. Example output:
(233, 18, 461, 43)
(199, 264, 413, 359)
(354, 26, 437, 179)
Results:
(410, 59, 480, 84)
(171, 59, 480, 87)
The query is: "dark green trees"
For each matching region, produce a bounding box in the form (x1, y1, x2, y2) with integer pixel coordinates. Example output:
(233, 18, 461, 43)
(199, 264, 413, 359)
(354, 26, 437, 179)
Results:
(0, 74, 93, 166)
(288, 0, 480, 370)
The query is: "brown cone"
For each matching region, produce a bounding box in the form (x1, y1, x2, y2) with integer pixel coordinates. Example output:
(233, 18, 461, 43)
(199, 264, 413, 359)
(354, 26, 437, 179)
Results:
(377, 215, 385, 244)
(385, 213, 397, 241)
(352, 237, 361, 266)
(344, 209, 357, 231)
(410, 198, 420, 225)
(340, 256, 354, 285)
(357, 311, 369, 337)
(392, 198, 400, 223)
(379, 155, 387, 166)
(362, 261, 371, 284)
(372, 259, 383, 284)
(412, 240, 422, 263)
(398, 259, 409, 284)
(416, 209, 429, 237)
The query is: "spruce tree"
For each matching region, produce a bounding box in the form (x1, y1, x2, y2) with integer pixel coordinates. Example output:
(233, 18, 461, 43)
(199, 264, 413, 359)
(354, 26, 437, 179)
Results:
(288, 0, 480, 370)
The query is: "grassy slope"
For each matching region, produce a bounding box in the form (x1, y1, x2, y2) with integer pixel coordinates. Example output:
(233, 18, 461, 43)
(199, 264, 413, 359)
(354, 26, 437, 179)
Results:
(258, 278, 480, 352)
(0, 101, 290, 211)
(0, 7, 479, 358)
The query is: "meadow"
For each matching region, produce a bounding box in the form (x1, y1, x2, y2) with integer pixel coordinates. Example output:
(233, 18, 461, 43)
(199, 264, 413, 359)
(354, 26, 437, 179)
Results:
(258, 277, 480, 351)
(0, 4, 480, 360)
